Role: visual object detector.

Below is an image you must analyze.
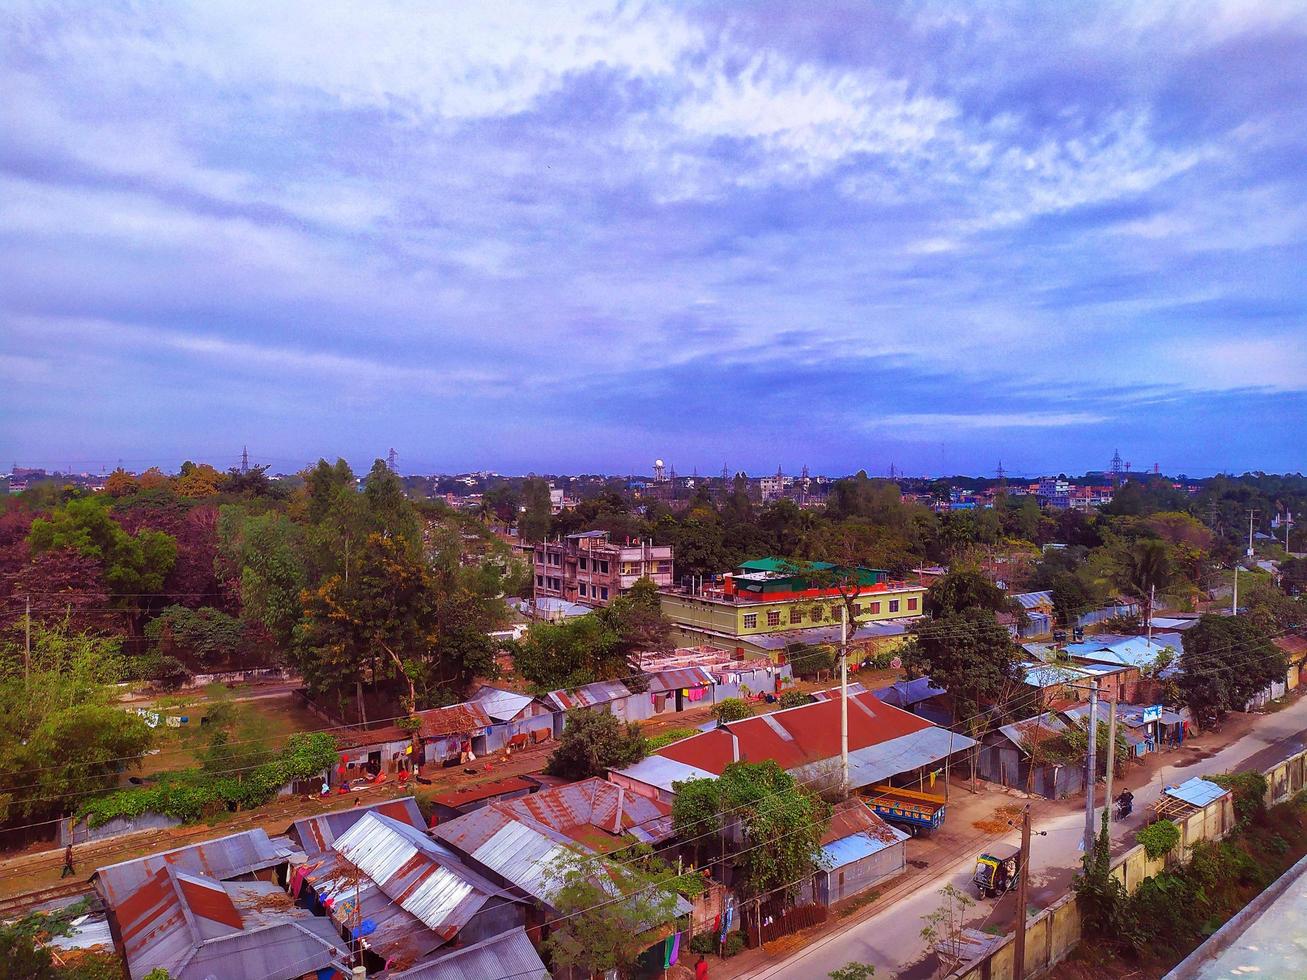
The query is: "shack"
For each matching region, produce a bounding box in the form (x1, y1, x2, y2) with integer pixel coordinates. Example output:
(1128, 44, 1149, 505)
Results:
(814, 800, 909, 905)
(976, 711, 1085, 799)
(467, 685, 554, 752)
(413, 702, 493, 766)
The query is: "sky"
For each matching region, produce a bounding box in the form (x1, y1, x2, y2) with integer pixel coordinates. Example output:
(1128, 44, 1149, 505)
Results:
(2, 1, 1306, 479)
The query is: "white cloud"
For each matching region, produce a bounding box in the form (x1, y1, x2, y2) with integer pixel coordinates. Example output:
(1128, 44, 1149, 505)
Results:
(878, 412, 1111, 431)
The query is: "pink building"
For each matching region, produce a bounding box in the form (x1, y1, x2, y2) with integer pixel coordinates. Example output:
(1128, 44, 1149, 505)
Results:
(533, 531, 673, 606)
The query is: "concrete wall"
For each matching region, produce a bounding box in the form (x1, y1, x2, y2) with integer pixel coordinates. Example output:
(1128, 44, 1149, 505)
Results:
(945, 749, 1295, 980)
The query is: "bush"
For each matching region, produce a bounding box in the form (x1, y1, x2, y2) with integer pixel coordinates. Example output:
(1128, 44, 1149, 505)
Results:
(689, 933, 716, 955)
(152, 655, 193, 690)
(80, 732, 337, 827)
(1210, 772, 1269, 827)
(723, 931, 746, 957)
(647, 728, 697, 751)
(712, 698, 753, 723)
(1137, 819, 1180, 860)
(779, 690, 815, 709)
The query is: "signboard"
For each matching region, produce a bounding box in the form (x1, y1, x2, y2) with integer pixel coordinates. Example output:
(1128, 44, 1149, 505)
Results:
(1142, 705, 1162, 723)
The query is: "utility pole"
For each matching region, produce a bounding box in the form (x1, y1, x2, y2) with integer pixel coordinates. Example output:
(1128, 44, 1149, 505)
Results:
(1147, 585, 1155, 643)
(1083, 678, 1100, 854)
(1013, 804, 1032, 980)
(1247, 508, 1258, 559)
(1103, 692, 1119, 830)
(1232, 566, 1239, 616)
(840, 603, 849, 799)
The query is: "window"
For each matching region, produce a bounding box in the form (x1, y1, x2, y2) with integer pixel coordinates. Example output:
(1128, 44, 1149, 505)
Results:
(579, 557, 588, 570)
(852, 603, 862, 617)
(908, 597, 918, 611)
(767, 610, 781, 627)
(536, 550, 545, 564)
(811, 607, 823, 622)
(743, 613, 758, 629)
(869, 601, 881, 614)
(536, 575, 544, 587)
(831, 605, 842, 621)
(790, 608, 803, 625)
(598, 560, 610, 574)
(600, 587, 609, 601)
(579, 583, 588, 597)
(889, 599, 900, 613)
(550, 553, 561, 566)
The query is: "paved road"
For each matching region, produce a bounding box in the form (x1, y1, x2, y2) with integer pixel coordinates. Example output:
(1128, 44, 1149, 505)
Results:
(747, 695, 1307, 979)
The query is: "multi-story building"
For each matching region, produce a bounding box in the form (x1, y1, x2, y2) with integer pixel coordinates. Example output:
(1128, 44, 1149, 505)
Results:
(533, 531, 674, 606)
(660, 557, 927, 659)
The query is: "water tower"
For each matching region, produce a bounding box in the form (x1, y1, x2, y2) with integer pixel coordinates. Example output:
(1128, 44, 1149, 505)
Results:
(653, 459, 666, 482)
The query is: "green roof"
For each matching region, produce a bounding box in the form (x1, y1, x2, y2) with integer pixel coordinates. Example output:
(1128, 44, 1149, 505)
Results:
(737, 557, 836, 573)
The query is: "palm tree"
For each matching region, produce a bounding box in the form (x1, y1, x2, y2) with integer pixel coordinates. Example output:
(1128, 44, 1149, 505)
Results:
(1115, 538, 1174, 626)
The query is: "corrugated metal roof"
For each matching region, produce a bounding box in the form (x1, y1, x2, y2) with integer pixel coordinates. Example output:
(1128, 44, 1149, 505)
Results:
(997, 712, 1069, 751)
(495, 777, 674, 849)
(95, 828, 290, 906)
(644, 667, 716, 694)
(820, 827, 908, 870)
(331, 812, 499, 938)
(179, 919, 345, 980)
(289, 797, 425, 856)
(415, 702, 492, 739)
(821, 799, 906, 846)
(1165, 777, 1229, 809)
(1013, 591, 1053, 610)
(468, 686, 539, 722)
(386, 927, 549, 980)
(469, 820, 574, 903)
(546, 679, 631, 711)
(429, 775, 537, 810)
(610, 755, 717, 794)
(656, 691, 936, 776)
(873, 677, 946, 707)
(795, 726, 978, 791)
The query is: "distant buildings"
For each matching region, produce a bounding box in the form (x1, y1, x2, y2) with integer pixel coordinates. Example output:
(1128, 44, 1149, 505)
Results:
(659, 557, 926, 658)
(532, 531, 673, 606)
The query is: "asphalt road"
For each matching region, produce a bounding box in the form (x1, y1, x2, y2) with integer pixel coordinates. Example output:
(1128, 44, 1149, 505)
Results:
(746, 694, 1307, 979)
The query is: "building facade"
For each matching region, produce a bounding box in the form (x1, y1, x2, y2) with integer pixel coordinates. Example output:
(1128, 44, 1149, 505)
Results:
(660, 557, 926, 654)
(532, 531, 673, 606)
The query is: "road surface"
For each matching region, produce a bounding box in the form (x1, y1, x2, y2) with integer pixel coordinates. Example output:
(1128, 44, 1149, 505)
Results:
(746, 695, 1307, 979)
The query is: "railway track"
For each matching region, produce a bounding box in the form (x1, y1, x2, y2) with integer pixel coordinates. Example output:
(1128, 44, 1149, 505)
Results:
(0, 880, 93, 919)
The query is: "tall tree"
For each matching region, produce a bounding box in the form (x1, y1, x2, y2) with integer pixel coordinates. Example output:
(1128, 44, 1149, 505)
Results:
(545, 709, 647, 779)
(923, 569, 1012, 618)
(216, 507, 307, 650)
(905, 608, 1023, 724)
(1112, 538, 1175, 624)
(1178, 614, 1284, 730)
(519, 477, 553, 543)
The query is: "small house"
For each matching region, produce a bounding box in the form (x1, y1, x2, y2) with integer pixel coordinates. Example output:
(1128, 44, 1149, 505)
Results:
(814, 800, 909, 905)
(467, 685, 554, 752)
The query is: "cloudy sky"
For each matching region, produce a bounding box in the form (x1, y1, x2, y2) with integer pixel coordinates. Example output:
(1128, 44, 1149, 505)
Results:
(2, 1, 1305, 477)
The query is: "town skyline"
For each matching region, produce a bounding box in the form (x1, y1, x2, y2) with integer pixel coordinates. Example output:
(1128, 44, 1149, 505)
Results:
(3, 2, 1306, 474)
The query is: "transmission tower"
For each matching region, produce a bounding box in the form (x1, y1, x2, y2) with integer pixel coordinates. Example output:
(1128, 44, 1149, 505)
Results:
(387, 448, 398, 473)
(996, 460, 1007, 490)
(240, 446, 249, 474)
(1109, 449, 1123, 488)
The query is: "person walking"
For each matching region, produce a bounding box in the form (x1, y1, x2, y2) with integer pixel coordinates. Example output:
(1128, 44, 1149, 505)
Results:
(61, 843, 76, 879)
(695, 954, 709, 980)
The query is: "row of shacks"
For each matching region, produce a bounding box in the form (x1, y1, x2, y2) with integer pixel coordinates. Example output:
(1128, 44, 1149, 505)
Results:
(329, 648, 795, 785)
(86, 683, 981, 978)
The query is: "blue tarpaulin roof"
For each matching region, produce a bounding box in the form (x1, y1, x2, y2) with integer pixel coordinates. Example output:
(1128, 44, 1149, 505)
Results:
(819, 825, 910, 870)
(1165, 777, 1229, 809)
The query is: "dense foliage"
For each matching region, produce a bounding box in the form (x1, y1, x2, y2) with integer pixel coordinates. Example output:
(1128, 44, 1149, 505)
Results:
(1178, 615, 1284, 729)
(544, 709, 648, 780)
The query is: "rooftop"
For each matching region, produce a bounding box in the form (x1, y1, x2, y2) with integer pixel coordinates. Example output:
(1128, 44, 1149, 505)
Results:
(386, 926, 550, 980)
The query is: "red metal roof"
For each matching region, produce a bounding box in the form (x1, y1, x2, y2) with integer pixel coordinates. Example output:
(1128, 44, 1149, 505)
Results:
(657, 691, 933, 775)
(177, 874, 244, 930)
(821, 799, 903, 847)
(415, 702, 492, 739)
(335, 724, 413, 749)
(429, 775, 537, 810)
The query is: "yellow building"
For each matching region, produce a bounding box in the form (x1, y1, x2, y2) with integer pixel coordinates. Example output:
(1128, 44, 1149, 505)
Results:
(660, 557, 927, 661)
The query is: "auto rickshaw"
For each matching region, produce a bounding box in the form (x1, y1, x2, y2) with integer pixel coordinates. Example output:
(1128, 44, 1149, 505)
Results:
(973, 844, 1021, 899)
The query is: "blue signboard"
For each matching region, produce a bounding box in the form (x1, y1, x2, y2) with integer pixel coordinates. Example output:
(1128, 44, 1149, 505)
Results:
(1142, 705, 1162, 723)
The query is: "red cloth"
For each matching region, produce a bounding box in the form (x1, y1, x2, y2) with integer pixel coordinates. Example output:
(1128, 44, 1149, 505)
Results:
(696, 960, 709, 980)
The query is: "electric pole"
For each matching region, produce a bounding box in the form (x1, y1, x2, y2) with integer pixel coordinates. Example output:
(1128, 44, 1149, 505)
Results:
(24, 595, 31, 689)
(1013, 804, 1032, 980)
(840, 603, 849, 799)
(1103, 692, 1118, 830)
(1083, 678, 1100, 854)
(1247, 509, 1258, 559)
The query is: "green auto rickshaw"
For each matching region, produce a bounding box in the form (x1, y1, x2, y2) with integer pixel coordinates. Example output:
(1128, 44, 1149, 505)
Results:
(973, 844, 1020, 899)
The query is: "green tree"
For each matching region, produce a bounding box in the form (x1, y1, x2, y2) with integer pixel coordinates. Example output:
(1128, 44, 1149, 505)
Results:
(905, 609, 1022, 724)
(216, 507, 307, 650)
(672, 761, 829, 905)
(545, 709, 647, 779)
(1050, 572, 1092, 627)
(512, 616, 621, 691)
(542, 851, 682, 980)
(304, 458, 356, 524)
(1178, 614, 1284, 730)
(0, 624, 150, 824)
(923, 569, 1012, 619)
(145, 605, 249, 667)
(1112, 537, 1175, 625)
(519, 477, 553, 543)
(362, 458, 420, 548)
(596, 577, 673, 667)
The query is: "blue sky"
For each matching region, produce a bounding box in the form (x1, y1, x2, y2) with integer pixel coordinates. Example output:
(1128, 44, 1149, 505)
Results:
(2, 1, 1305, 478)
